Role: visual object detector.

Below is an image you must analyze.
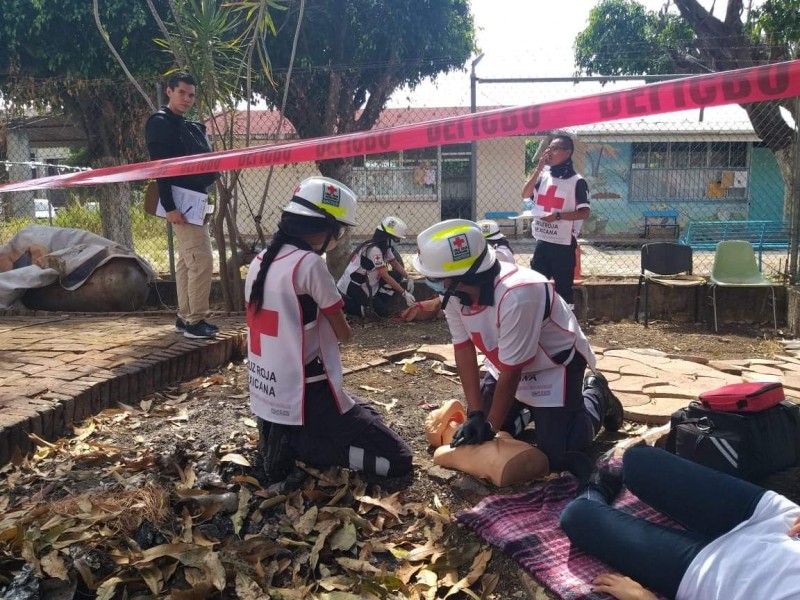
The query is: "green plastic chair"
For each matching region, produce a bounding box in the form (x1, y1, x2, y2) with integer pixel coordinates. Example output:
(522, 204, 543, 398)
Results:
(708, 240, 776, 332)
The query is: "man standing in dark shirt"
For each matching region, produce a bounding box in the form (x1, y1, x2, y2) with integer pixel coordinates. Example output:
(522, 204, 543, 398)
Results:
(146, 72, 219, 339)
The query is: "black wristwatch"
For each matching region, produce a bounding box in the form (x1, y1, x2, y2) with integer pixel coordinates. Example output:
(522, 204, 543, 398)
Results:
(555, 212, 562, 220)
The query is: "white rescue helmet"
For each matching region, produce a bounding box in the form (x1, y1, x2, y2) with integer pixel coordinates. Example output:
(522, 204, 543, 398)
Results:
(283, 176, 357, 226)
(476, 219, 505, 241)
(378, 216, 408, 239)
(412, 219, 496, 279)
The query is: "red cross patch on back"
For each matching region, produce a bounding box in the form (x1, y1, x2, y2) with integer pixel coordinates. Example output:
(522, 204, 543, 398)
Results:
(247, 308, 279, 356)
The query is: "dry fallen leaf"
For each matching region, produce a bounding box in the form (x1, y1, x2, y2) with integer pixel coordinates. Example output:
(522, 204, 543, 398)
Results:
(402, 363, 418, 375)
(396, 355, 426, 365)
(359, 385, 385, 393)
(220, 453, 251, 467)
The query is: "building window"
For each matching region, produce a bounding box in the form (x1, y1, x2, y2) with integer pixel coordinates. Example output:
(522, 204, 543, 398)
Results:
(630, 141, 749, 201)
(351, 147, 438, 200)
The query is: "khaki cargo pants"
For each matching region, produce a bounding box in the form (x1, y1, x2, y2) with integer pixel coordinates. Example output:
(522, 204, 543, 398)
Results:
(174, 222, 213, 325)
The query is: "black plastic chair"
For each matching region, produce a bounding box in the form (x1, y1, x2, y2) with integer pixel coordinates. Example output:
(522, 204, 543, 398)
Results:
(634, 242, 706, 327)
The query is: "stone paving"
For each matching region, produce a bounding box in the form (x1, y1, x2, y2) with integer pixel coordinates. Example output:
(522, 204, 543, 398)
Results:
(417, 342, 800, 425)
(0, 313, 247, 465)
(597, 345, 800, 424)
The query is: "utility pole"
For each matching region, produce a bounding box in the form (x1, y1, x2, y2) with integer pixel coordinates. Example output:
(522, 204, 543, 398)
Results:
(469, 53, 484, 221)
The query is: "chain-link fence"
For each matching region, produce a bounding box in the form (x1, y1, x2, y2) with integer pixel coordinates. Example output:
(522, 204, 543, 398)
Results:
(2, 75, 799, 284)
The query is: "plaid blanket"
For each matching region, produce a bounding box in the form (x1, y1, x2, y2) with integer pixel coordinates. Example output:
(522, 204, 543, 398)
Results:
(455, 475, 676, 600)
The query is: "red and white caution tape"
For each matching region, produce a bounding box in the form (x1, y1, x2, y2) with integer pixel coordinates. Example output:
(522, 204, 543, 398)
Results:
(2, 59, 799, 192)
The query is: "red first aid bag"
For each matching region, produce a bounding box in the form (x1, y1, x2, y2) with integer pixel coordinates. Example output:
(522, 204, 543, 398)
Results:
(699, 382, 785, 413)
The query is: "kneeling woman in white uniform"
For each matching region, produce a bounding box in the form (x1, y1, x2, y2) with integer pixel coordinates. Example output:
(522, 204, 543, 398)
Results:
(337, 216, 416, 318)
(245, 177, 413, 486)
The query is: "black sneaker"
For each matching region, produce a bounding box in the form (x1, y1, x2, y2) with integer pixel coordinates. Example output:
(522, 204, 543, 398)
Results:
(577, 464, 624, 503)
(203, 320, 220, 333)
(267, 465, 307, 494)
(584, 372, 624, 433)
(174, 317, 187, 333)
(183, 320, 217, 339)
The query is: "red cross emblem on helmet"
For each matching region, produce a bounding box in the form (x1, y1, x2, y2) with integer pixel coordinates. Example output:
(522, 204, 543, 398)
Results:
(449, 233, 471, 261)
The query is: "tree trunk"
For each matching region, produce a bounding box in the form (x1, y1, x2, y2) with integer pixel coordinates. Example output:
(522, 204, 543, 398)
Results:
(317, 158, 354, 279)
(94, 157, 134, 249)
(774, 147, 794, 219)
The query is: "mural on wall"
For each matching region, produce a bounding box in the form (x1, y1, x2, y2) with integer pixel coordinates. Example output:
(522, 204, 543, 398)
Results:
(581, 142, 786, 238)
(582, 142, 631, 235)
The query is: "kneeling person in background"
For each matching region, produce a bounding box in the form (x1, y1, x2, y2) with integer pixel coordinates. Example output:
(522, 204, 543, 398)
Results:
(476, 219, 516, 264)
(337, 216, 416, 318)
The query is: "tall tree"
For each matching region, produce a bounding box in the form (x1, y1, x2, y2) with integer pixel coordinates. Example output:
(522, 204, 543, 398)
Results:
(0, 0, 171, 242)
(574, 0, 799, 211)
(253, 0, 476, 275)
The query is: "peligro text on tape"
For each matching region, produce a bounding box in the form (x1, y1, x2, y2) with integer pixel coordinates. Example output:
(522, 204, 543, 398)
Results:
(1, 59, 798, 193)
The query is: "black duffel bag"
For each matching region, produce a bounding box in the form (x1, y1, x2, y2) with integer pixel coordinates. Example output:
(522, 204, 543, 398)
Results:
(665, 400, 800, 481)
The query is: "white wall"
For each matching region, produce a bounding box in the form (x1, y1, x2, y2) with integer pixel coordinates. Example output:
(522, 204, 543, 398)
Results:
(232, 136, 526, 240)
(475, 137, 526, 218)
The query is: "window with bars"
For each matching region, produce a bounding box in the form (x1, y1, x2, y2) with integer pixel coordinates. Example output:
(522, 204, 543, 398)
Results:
(629, 141, 749, 202)
(351, 147, 439, 200)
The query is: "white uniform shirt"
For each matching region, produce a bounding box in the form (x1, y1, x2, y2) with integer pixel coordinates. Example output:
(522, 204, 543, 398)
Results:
(532, 172, 589, 243)
(677, 491, 800, 600)
(492, 243, 515, 264)
(443, 263, 594, 406)
(337, 243, 396, 298)
(245, 244, 352, 424)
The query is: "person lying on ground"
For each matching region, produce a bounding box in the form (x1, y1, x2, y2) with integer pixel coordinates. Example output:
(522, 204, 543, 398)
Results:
(560, 445, 800, 600)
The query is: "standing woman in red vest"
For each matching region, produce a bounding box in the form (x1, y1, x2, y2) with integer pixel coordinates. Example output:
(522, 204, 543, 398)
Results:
(521, 134, 590, 309)
(244, 177, 412, 489)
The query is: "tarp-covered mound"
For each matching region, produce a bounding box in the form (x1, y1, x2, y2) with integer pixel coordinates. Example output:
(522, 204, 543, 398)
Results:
(0, 225, 157, 311)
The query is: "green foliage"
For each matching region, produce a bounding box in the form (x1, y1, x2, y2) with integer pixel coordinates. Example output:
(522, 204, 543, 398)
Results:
(156, 0, 260, 118)
(0, 0, 167, 80)
(574, 0, 695, 76)
(525, 139, 541, 175)
(256, 0, 476, 140)
(750, 0, 800, 59)
(0, 0, 171, 162)
(53, 201, 102, 235)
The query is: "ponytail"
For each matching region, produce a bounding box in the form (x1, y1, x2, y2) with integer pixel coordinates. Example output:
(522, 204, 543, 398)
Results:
(248, 212, 325, 313)
(349, 228, 392, 262)
(248, 229, 290, 314)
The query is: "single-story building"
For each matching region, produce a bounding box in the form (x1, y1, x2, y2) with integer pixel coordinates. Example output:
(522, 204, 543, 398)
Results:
(571, 106, 787, 236)
(206, 107, 524, 239)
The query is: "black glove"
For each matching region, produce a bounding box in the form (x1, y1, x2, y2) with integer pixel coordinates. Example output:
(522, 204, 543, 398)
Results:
(450, 410, 496, 447)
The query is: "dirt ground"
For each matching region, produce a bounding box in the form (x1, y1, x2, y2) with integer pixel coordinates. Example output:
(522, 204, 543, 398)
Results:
(0, 317, 794, 599)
